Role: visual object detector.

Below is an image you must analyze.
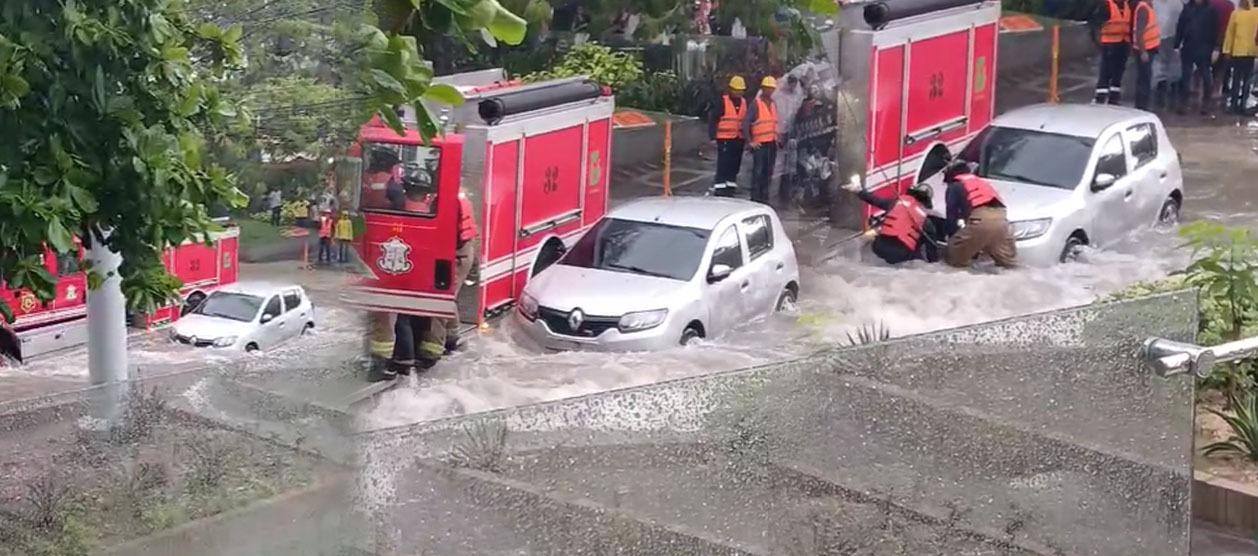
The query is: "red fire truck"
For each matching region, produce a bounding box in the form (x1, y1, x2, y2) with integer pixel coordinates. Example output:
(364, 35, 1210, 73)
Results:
(825, 0, 1000, 224)
(344, 70, 614, 330)
(0, 228, 240, 362)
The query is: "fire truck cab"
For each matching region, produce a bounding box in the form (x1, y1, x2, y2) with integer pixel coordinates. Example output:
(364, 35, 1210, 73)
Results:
(825, 0, 1000, 224)
(345, 70, 614, 331)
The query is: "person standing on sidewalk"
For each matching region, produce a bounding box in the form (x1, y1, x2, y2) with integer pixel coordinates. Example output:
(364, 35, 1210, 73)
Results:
(317, 209, 334, 264)
(1153, 0, 1185, 108)
(1132, 0, 1163, 110)
(1222, 0, 1258, 113)
(334, 210, 355, 264)
(709, 76, 747, 197)
(267, 188, 283, 226)
(1177, 0, 1221, 114)
(744, 76, 781, 205)
(1093, 0, 1133, 104)
(1208, 0, 1236, 104)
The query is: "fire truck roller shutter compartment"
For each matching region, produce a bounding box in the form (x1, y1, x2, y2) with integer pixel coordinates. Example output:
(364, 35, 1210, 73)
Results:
(477, 79, 604, 124)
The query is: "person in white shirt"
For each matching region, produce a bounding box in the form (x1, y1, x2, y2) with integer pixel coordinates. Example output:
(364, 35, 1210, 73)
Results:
(267, 188, 283, 226)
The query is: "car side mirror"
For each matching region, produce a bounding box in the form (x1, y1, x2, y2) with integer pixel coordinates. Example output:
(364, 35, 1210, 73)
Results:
(708, 264, 733, 283)
(261, 313, 275, 324)
(1092, 172, 1117, 191)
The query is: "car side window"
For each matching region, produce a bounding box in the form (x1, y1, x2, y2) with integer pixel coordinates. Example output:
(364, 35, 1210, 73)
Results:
(1095, 134, 1128, 179)
(283, 291, 302, 313)
(742, 215, 774, 261)
(1125, 123, 1158, 169)
(711, 226, 744, 270)
(263, 296, 282, 320)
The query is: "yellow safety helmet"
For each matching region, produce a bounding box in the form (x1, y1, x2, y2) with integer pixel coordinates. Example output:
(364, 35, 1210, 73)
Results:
(728, 75, 746, 90)
(761, 76, 778, 89)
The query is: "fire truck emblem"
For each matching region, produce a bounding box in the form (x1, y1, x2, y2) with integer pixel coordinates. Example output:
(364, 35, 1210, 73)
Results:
(589, 151, 602, 186)
(543, 166, 559, 194)
(376, 236, 414, 275)
(65, 285, 78, 301)
(18, 293, 36, 314)
(567, 308, 584, 331)
(928, 72, 944, 100)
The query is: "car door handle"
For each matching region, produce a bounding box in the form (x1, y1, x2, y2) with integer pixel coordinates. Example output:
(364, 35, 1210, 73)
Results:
(1123, 190, 1133, 200)
(775, 262, 785, 271)
(740, 281, 750, 291)
(1159, 171, 1168, 179)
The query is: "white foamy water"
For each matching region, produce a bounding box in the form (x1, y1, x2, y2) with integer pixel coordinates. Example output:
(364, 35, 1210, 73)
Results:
(364, 228, 1186, 429)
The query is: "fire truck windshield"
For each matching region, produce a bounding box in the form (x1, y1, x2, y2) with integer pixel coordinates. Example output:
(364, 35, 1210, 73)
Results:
(360, 142, 441, 216)
(961, 126, 1095, 191)
(561, 218, 711, 282)
(193, 291, 264, 323)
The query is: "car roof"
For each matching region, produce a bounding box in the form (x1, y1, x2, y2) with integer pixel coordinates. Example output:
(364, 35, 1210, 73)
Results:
(215, 281, 303, 297)
(607, 197, 769, 230)
(991, 103, 1152, 138)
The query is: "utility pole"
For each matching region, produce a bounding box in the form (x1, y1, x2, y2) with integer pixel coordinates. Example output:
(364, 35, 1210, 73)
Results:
(86, 226, 129, 428)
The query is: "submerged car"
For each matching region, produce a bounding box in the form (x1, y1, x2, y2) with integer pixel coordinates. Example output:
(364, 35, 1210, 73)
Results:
(936, 103, 1184, 266)
(171, 282, 315, 352)
(517, 197, 800, 351)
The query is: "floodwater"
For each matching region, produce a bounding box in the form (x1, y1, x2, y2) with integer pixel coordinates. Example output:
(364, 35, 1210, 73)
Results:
(363, 228, 1186, 428)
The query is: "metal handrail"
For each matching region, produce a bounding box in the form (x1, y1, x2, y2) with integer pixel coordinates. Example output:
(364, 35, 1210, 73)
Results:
(1140, 336, 1258, 378)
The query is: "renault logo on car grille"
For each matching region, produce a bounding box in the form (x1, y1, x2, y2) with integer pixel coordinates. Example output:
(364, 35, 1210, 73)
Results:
(567, 309, 584, 331)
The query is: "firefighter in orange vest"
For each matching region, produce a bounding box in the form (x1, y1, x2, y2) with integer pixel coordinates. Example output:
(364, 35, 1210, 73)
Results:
(941, 161, 1017, 269)
(842, 179, 943, 264)
(1131, 0, 1162, 110)
(744, 76, 781, 204)
(709, 75, 747, 197)
(1093, 0, 1133, 104)
(419, 190, 479, 364)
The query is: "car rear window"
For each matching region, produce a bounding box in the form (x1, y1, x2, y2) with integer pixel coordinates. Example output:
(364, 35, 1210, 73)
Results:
(1125, 123, 1157, 169)
(742, 215, 774, 261)
(283, 291, 302, 312)
(961, 126, 1096, 190)
(561, 218, 711, 281)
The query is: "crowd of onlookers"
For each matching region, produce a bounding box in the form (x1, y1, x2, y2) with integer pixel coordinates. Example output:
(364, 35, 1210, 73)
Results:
(1092, 0, 1258, 115)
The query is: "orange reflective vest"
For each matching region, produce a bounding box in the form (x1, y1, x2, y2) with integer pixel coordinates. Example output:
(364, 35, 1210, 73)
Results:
(1132, 1, 1160, 50)
(1100, 0, 1132, 44)
(750, 97, 778, 145)
(957, 174, 1002, 209)
(716, 95, 746, 141)
(318, 215, 333, 238)
(880, 196, 929, 251)
(457, 195, 477, 244)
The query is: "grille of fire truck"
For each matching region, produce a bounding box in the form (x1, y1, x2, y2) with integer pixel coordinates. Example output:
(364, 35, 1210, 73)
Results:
(538, 307, 620, 338)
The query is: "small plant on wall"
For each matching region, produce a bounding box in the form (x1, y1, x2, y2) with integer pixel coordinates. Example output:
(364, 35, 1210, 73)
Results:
(1202, 389, 1258, 462)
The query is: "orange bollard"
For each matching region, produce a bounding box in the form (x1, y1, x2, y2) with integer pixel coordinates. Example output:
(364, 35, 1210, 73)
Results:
(663, 119, 673, 197)
(1049, 25, 1060, 104)
(302, 236, 310, 269)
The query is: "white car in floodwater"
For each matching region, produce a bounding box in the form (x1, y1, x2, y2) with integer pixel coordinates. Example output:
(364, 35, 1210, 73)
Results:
(516, 197, 801, 351)
(937, 103, 1184, 266)
(171, 282, 315, 352)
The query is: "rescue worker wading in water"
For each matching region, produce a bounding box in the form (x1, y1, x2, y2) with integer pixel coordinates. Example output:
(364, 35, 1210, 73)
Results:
(421, 190, 479, 362)
(841, 180, 943, 264)
(388, 164, 439, 375)
(941, 161, 1018, 269)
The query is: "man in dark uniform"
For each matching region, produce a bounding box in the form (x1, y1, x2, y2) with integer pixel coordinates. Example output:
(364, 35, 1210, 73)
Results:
(942, 161, 1018, 269)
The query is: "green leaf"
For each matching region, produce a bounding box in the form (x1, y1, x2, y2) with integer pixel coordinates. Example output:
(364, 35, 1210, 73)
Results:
(33, 166, 59, 186)
(0, 73, 29, 97)
(370, 69, 407, 95)
(0, 300, 12, 325)
(47, 217, 75, 253)
(66, 184, 98, 212)
(423, 83, 465, 106)
(486, 2, 528, 45)
(805, 0, 840, 16)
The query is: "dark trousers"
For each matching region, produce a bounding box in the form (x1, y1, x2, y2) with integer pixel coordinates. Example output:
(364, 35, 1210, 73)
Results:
(1227, 56, 1255, 113)
(1096, 43, 1130, 104)
(318, 237, 332, 263)
(1134, 48, 1158, 110)
(750, 143, 776, 204)
(270, 206, 281, 226)
(1181, 48, 1214, 108)
(337, 240, 351, 263)
(871, 237, 918, 265)
(391, 314, 429, 365)
(713, 139, 744, 189)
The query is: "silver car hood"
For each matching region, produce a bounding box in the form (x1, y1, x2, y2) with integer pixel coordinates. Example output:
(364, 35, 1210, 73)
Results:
(526, 263, 690, 317)
(988, 179, 1077, 221)
(172, 313, 255, 340)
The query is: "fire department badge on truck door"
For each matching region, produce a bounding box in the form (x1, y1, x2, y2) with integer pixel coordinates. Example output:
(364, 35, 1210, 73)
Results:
(376, 236, 414, 275)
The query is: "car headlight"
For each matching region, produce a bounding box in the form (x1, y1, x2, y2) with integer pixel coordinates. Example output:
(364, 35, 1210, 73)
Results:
(618, 309, 668, 332)
(1011, 218, 1052, 240)
(213, 336, 237, 348)
(518, 292, 538, 321)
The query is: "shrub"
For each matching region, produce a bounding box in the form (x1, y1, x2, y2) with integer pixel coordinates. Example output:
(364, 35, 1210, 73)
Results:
(447, 420, 509, 473)
(523, 43, 644, 90)
(1202, 389, 1258, 462)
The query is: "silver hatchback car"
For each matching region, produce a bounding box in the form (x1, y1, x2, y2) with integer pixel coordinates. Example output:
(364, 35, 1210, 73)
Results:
(516, 197, 801, 351)
(931, 103, 1185, 266)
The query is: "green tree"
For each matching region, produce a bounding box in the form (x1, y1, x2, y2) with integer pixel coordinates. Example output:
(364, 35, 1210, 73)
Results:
(0, 0, 526, 325)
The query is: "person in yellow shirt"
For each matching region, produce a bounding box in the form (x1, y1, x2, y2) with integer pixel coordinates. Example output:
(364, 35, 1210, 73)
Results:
(1222, 0, 1258, 114)
(334, 210, 355, 263)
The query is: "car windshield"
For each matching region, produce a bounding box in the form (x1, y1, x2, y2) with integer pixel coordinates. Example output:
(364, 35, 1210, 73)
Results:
(960, 126, 1095, 190)
(560, 218, 711, 281)
(193, 291, 263, 322)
